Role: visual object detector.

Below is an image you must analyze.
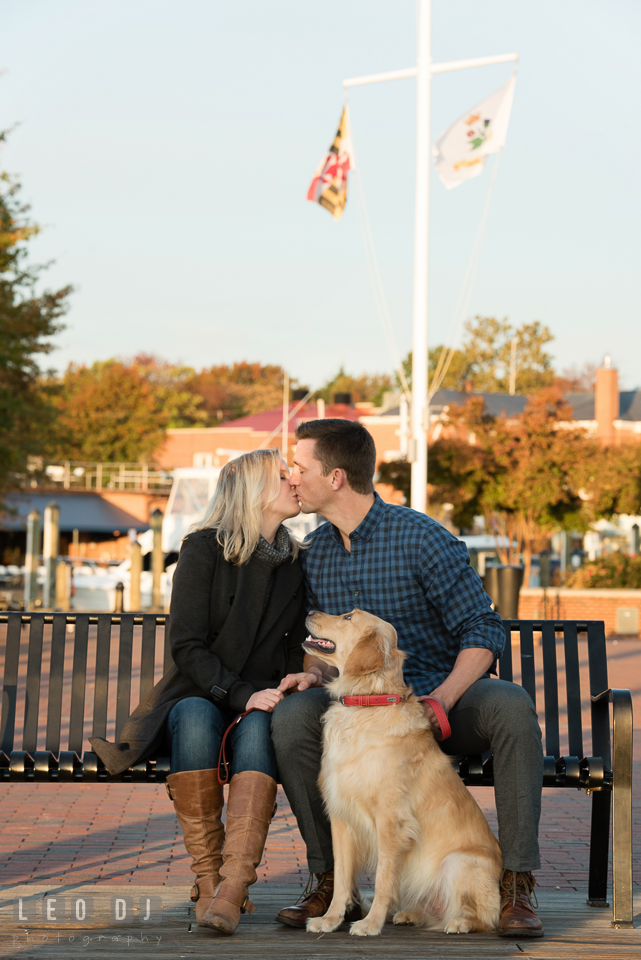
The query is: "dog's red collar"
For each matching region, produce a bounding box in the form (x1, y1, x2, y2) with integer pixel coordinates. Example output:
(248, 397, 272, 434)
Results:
(340, 694, 407, 707)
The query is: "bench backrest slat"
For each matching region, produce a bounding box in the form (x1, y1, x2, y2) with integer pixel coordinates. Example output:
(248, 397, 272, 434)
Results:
(92, 616, 112, 741)
(115, 617, 134, 742)
(0, 616, 22, 755)
(68, 616, 90, 754)
(541, 622, 560, 758)
(498, 621, 513, 682)
(45, 615, 68, 753)
(563, 622, 584, 758)
(519, 623, 537, 709)
(163, 623, 173, 676)
(22, 616, 45, 755)
(139, 617, 157, 704)
(587, 621, 611, 766)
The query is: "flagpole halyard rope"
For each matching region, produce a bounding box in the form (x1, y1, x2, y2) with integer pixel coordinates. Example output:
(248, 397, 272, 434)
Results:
(348, 106, 412, 402)
(428, 148, 503, 399)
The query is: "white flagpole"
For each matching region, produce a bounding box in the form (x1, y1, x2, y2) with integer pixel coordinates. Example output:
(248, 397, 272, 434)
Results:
(409, 0, 431, 513)
(342, 9, 518, 513)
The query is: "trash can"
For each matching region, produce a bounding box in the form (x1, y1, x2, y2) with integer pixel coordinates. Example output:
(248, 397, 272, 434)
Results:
(483, 565, 501, 614)
(497, 565, 524, 620)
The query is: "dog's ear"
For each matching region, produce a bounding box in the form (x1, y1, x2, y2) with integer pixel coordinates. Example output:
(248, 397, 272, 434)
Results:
(343, 631, 385, 676)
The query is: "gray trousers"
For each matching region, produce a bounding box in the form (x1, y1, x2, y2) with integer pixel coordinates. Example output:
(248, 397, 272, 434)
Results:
(271, 678, 543, 874)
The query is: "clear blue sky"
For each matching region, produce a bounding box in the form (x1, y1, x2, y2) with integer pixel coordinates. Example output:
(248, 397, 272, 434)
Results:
(1, 1, 639, 389)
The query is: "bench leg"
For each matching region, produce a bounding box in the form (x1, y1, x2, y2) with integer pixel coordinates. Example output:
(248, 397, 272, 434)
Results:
(587, 791, 610, 908)
(610, 689, 633, 929)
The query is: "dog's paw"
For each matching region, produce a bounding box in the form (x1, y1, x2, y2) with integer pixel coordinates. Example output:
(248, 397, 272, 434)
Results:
(350, 917, 383, 937)
(393, 910, 421, 926)
(444, 917, 474, 935)
(306, 915, 343, 934)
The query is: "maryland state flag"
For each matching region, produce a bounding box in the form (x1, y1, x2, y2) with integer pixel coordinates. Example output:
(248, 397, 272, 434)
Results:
(307, 107, 353, 220)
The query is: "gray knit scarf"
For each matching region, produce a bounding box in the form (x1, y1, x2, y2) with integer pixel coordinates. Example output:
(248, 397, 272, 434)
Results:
(254, 524, 291, 567)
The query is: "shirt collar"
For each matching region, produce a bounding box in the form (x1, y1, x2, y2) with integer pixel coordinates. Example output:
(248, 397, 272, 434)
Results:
(330, 492, 387, 545)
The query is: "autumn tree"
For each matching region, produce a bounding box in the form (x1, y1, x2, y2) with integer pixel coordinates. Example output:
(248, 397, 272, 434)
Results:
(125, 354, 207, 427)
(0, 152, 71, 498)
(317, 366, 393, 406)
(48, 360, 195, 462)
(555, 361, 598, 393)
(185, 362, 290, 423)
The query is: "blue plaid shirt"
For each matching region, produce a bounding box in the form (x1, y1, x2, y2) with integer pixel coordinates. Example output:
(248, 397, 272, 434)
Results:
(300, 494, 505, 696)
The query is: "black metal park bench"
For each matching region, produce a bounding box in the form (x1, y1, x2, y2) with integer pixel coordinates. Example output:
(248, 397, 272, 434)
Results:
(0, 613, 633, 927)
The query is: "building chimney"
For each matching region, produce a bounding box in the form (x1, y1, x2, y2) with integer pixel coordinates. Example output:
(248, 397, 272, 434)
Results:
(595, 355, 619, 444)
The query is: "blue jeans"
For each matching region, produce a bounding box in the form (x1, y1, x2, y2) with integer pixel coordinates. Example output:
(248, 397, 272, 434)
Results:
(167, 697, 277, 779)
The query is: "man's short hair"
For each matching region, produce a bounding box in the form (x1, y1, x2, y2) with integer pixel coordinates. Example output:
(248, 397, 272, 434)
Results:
(294, 419, 376, 495)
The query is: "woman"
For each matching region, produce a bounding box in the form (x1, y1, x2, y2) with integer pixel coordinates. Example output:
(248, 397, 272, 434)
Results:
(90, 448, 307, 935)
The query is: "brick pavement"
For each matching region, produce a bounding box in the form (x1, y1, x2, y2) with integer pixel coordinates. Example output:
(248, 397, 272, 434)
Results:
(1, 638, 639, 894)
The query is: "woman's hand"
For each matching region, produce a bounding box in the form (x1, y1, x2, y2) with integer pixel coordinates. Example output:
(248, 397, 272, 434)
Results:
(245, 689, 284, 713)
(277, 671, 322, 694)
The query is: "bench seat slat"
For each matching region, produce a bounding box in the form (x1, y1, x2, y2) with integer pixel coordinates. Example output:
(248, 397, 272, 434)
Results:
(22, 617, 45, 755)
(498, 620, 513, 682)
(68, 616, 89, 755)
(0, 616, 22, 754)
(92, 616, 112, 740)
(563, 622, 584, 759)
(139, 617, 157, 704)
(587, 621, 611, 767)
(519, 623, 537, 710)
(115, 617, 134, 742)
(541, 622, 560, 759)
(45, 615, 68, 753)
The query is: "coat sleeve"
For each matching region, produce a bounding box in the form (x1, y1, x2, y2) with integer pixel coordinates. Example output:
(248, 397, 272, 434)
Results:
(169, 534, 255, 708)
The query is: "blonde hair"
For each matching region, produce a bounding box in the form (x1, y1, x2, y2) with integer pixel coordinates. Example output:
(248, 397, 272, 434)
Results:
(189, 448, 301, 564)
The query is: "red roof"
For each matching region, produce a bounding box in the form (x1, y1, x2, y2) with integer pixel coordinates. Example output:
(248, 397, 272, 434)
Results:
(227, 402, 362, 432)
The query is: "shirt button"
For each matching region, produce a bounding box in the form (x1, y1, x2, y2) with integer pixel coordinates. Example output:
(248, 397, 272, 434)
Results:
(354, 591, 359, 597)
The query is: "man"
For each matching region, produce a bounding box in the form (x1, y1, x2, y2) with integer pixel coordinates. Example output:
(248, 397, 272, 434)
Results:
(272, 419, 544, 937)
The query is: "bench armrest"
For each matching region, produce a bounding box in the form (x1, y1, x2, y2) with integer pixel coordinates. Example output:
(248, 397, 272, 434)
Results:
(591, 687, 633, 928)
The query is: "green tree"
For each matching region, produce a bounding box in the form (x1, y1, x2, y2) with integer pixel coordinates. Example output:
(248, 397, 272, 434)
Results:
(317, 366, 393, 406)
(400, 316, 555, 395)
(0, 154, 71, 497)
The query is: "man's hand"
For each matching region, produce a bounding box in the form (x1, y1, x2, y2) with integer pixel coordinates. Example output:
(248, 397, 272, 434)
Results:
(419, 648, 495, 735)
(246, 689, 284, 712)
(277, 671, 323, 694)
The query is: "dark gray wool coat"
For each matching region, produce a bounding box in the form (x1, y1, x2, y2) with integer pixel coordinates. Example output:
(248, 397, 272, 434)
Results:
(89, 528, 307, 775)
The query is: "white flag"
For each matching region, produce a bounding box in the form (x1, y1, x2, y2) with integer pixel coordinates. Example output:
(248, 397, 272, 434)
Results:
(433, 76, 516, 189)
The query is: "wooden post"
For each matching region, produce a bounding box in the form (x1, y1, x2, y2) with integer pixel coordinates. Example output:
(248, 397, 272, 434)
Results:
(55, 560, 71, 610)
(151, 509, 164, 610)
(43, 501, 60, 609)
(114, 581, 125, 613)
(130, 541, 142, 611)
(24, 509, 41, 610)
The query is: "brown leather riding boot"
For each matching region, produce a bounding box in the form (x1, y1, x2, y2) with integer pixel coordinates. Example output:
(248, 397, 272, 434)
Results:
(275, 871, 364, 928)
(200, 770, 277, 935)
(498, 869, 544, 937)
(166, 769, 224, 926)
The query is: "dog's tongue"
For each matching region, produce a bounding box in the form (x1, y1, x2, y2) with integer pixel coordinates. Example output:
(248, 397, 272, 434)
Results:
(306, 635, 334, 649)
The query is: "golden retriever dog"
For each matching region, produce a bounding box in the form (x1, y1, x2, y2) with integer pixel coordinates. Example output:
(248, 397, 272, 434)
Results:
(303, 609, 502, 938)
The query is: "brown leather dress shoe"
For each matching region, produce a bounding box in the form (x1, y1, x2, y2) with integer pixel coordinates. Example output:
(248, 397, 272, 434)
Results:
(498, 870, 544, 937)
(275, 871, 363, 928)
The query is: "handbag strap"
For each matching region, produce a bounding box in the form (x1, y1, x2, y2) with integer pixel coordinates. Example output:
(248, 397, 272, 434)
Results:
(217, 709, 253, 785)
